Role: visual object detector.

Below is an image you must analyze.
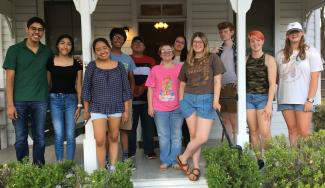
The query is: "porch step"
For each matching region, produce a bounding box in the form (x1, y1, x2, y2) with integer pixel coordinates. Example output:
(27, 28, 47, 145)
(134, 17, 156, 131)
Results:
(132, 178, 208, 188)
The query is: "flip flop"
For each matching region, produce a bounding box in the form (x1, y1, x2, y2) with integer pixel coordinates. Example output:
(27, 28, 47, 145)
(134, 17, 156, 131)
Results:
(176, 155, 190, 175)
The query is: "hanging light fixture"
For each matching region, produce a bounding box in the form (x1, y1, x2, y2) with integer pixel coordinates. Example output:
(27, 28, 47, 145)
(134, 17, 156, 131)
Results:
(154, 22, 169, 29)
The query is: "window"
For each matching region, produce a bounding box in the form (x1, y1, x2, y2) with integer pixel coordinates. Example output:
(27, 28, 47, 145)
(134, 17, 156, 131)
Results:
(44, 1, 81, 54)
(139, 0, 185, 17)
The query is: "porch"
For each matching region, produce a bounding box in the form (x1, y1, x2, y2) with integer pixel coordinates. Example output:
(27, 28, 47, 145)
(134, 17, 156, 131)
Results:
(0, 113, 288, 188)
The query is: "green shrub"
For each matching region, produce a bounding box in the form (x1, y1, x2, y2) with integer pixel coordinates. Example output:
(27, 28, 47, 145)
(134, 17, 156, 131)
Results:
(3, 160, 133, 188)
(0, 163, 11, 187)
(203, 144, 262, 188)
(84, 160, 133, 188)
(312, 105, 325, 132)
(263, 131, 325, 187)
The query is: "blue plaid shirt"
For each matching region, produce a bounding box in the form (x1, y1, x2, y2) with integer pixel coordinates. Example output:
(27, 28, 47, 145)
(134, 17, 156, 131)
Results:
(83, 61, 132, 114)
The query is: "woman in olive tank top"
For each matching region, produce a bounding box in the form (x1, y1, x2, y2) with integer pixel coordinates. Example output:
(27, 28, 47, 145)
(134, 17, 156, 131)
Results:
(246, 31, 277, 168)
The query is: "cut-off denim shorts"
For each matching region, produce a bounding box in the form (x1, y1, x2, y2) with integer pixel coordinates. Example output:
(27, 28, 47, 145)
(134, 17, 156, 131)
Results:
(90, 112, 122, 120)
(180, 93, 216, 120)
(277, 104, 315, 112)
(246, 93, 268, 110)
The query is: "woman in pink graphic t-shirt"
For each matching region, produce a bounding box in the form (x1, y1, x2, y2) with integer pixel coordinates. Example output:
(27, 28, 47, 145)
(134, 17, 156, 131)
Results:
(145, 44, 183, 170)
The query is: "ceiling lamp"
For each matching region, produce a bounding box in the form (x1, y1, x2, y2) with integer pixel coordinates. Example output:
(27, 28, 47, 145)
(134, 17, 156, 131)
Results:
(154, 22, 169, 29)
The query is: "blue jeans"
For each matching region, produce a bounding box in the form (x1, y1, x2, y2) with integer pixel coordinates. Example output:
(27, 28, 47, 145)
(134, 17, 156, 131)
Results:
(128, 103, 155, 156)
(13, 101, 47, 165)
(246, 93, 268, 110)
(154, 108, 183, 165)
(50, 93, 77, 161)
(180, 93, 217, 120)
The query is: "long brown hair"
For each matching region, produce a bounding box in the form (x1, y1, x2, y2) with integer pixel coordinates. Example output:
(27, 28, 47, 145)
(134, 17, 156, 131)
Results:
(187, 32, 210, 66)
(283, 35, 309, 63)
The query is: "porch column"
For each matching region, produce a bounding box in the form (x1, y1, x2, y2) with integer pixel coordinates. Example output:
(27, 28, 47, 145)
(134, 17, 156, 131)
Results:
(229, 0, 252, 147)
(73, 0, 98, 173)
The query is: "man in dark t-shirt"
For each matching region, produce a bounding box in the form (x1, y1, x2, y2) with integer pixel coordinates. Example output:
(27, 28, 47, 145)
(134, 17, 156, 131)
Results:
(128, 36, 157, 160)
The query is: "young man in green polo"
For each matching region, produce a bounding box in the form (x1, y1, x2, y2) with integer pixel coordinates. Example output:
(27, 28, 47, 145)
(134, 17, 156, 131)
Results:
(3, 17, 53, 165)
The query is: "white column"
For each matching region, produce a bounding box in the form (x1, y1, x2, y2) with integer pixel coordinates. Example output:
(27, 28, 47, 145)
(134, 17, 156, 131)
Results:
(73, 0, 98, 173)
(229, 0, 252, 147)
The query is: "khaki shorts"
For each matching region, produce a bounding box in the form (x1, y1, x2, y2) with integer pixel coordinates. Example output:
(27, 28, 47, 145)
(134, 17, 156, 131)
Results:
(220, 83, 237, 113)
(120, 102, 132, 130)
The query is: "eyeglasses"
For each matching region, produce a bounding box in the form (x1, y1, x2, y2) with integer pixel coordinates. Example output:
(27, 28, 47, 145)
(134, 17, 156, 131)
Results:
(113, 35, 125, 41)
(175, 40, 185, 45)
(193, 40, 204, 45)
(161, 49, 173, 54)
(29, 26, 44, 33)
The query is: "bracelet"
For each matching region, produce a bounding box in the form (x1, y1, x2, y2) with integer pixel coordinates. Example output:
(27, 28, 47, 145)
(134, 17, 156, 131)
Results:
(77, 104, 83, 108)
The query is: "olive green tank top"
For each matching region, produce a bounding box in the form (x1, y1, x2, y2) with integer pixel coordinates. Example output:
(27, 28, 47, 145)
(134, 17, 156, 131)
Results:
(246, 54, 269, 94)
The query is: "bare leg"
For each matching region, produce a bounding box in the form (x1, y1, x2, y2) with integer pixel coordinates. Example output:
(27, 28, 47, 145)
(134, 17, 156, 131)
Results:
(296, 111, 313, 138)
(92, 118, 108, 169)
(179, 116, 213, 168)
(247, 109, 260, 153)
(282, 110, 298, 146)
(107, 117, 121, 166)
(256, 109, 271, 150)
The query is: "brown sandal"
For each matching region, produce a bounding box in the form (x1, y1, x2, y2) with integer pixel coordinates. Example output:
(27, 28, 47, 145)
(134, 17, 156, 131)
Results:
(176, 155, 190, 175)
(188, 168, 201, 181)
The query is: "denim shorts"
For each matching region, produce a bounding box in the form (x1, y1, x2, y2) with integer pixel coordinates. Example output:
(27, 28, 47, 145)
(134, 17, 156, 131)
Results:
(180, 93, 216, 120)
(90, 112, 122, 120)
(277, 104, 315, 112)
(246, 93, 268, 110)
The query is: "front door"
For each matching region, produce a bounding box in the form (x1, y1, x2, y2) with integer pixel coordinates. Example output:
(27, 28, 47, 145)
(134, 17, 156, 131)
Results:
(138, 22, 185, 62)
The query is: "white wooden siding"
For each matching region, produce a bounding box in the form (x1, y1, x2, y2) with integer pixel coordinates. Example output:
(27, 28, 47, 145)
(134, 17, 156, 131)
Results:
(92, 0, 133, 54)
(275, 0, 303, 52)
(13, 0, 37, 42)
(190, 0, 229, 48)
(0, 14, 15, 148)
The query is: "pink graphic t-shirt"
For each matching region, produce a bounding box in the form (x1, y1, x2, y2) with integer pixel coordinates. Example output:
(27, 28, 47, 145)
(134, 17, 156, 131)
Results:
(145, 63, 182, 112)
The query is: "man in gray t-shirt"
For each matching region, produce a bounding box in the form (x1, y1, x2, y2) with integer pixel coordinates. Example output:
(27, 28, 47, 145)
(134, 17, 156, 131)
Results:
(216, 21, 238, 144)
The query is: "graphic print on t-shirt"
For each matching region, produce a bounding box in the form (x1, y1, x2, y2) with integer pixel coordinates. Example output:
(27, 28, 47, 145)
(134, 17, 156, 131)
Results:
(159, 75, 175, 101)
(280, 54, 303, 83)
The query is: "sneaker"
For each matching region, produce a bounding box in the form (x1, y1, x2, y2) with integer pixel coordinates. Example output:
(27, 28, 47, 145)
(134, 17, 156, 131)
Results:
(160, 163, 169, 170)
(105, 160, 110, 170)
(145, 152, 157, 160)
(109, 165, 116, 173)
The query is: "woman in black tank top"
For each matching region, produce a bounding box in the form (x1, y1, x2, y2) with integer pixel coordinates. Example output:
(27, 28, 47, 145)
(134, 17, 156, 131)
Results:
(246, 31, 277, 168)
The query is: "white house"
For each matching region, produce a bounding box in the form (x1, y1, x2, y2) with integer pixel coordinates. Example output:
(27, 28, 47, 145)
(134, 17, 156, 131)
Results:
(0, 0, 324, 177)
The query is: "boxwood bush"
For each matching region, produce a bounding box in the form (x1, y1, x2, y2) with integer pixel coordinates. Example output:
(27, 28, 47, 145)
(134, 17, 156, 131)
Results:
(203, 131, 325, 188)
(0, 159, 133, 188)
(203, 144, 262, 188)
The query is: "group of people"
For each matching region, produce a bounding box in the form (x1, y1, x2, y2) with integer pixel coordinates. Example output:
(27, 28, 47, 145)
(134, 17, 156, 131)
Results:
(3, 16, 323, 181)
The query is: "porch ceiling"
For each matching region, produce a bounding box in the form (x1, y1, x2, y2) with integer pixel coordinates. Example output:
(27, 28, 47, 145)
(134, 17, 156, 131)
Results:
(303, 0, 325, 14)
(0, 0, 12, 18)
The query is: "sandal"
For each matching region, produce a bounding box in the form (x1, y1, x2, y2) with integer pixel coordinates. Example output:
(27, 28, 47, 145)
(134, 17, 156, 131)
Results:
(176, 155, 190, 175)
(188, 168, 200, 181)
(160, 163, 169, 170)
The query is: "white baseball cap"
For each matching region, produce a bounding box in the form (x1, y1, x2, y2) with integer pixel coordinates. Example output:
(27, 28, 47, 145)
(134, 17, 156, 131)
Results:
(286, 22, 303, 33)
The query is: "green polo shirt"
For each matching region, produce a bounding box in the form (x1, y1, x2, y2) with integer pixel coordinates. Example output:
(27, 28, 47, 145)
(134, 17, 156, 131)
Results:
(3, 39, 53, 102)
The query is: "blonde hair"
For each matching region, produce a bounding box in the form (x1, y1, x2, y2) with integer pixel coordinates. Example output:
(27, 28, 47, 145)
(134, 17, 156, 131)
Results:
(187, 32, 210, 66)
(283, 35, 309, 63)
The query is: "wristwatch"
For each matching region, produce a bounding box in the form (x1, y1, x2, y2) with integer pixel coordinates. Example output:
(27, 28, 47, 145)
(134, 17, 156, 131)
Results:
(306, 98, 314, 103)
(77, 104, 83, 108)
